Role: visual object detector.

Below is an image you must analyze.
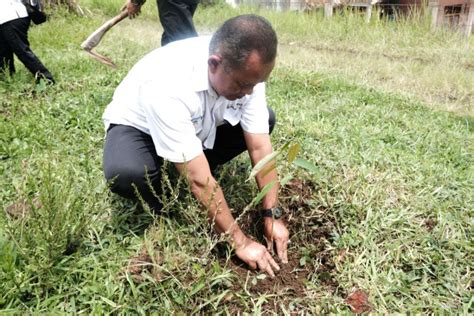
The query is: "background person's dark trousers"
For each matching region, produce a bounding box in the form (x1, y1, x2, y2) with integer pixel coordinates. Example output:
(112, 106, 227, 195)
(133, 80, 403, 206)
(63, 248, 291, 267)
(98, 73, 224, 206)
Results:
(156, 0, 199, 46)
(103, 108, 276, 211)
(0, 17, 54, 82)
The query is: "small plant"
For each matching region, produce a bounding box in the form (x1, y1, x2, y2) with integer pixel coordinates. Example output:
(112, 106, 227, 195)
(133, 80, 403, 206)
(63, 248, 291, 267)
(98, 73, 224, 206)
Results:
(247, 141, 319, 207)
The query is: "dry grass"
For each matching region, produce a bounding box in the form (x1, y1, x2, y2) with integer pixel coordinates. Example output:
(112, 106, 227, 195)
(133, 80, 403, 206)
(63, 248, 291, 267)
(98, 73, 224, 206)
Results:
(277, 38, 473, 116)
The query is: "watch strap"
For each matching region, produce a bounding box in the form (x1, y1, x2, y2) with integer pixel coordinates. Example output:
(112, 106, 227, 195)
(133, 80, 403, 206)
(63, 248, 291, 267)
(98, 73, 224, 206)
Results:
(261, 206, 283, 219)
(261, 209, 274, 217)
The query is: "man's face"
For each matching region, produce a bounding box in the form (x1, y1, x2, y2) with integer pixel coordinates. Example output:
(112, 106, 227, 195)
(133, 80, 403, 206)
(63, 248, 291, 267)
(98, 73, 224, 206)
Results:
(208, 51, 275, 101)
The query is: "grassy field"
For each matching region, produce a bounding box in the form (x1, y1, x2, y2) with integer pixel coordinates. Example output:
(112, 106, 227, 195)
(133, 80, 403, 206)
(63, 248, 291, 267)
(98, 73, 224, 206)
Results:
(1, 1, 473, 314)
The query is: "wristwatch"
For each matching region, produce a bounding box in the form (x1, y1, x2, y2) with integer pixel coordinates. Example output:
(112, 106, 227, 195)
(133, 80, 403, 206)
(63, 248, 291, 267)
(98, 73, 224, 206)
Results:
(261, 206, 283, 219)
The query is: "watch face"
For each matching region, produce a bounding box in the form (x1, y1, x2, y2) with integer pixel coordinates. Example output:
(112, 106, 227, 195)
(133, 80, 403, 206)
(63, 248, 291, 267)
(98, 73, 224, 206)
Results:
(273, 207, 283, 219)
(262, 207, 283, 219)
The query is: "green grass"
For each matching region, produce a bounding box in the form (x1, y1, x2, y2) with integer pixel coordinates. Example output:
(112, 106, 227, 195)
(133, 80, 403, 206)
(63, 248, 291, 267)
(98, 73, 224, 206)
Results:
(269, 70, 472, 312)
(1, 2, 473, 314)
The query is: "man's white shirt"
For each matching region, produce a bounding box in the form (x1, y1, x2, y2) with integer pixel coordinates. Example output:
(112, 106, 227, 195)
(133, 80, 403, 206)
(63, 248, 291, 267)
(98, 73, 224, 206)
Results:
(0, 0, 28, 25)
(102, 36, 270, 163)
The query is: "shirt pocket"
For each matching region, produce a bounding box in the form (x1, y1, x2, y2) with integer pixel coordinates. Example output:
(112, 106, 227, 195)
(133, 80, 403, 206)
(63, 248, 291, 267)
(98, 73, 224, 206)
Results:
(223, 104, 243, 126)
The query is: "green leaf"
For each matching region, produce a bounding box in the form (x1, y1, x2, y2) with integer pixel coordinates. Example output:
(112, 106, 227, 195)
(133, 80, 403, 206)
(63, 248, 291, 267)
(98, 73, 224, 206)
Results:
(287, 143, 301, 163)
(299, 256, 306, 267)
(251, 277, 258, 286)
(280, 174, 293, 186)
(99, 296, 118, 308)
(260, 162, 277, 178)
(190, 281, 206, 296)
(248, 151, 279, 181)
(251, 181, 277, 206)
(293, 158, 319, 175)
(34, 79, 47, 93)
(256, 274, 267, 280)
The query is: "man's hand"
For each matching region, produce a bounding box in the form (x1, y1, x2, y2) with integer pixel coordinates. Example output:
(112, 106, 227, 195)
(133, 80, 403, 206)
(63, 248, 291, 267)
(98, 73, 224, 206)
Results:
(125, 0, 142, 18)
(235, 237, 280, 277)
(174, 154, 280, 277)
(263, 218, 289, 263)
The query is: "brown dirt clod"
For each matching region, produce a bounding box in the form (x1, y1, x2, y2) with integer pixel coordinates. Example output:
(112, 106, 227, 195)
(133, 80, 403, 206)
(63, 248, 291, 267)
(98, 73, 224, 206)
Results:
(346, 289, 371, 314)
(423, 218, 438, 231)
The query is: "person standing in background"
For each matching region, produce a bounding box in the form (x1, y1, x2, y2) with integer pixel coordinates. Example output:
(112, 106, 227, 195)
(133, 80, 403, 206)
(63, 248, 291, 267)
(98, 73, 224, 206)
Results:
(0, 0, 55, 84)
(125, 0, 199, 46)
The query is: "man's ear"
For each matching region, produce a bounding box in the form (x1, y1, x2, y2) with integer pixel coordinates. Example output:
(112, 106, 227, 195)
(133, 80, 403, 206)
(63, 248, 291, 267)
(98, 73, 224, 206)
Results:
(208, 55, 222, 73)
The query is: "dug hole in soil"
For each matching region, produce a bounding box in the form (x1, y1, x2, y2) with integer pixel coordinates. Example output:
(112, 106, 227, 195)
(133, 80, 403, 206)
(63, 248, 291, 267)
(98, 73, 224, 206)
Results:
(220, 179, 344, 312)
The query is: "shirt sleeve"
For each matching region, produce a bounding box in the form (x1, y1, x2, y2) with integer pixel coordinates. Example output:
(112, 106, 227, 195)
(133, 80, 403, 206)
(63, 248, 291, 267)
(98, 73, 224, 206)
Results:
(140, 82, 203, 163)
(239, 83, 269, 134)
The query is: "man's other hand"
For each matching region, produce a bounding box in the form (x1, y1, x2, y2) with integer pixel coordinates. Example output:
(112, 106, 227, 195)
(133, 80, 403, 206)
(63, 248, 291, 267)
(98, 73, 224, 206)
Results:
(235, 237, 280, 277)
(263, 218, 289, 263)
(125, 0, 142, 18)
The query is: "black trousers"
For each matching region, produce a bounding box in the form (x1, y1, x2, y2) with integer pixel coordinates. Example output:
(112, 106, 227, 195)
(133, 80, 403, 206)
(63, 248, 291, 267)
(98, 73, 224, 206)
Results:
(0, 17, 54, 82)
(103, 108, 276, 211)
(156, 0, 199, 46)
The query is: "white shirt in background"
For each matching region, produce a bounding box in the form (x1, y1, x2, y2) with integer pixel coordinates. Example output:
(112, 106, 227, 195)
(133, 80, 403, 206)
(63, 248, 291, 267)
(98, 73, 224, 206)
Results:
(0, 0, 28, 25)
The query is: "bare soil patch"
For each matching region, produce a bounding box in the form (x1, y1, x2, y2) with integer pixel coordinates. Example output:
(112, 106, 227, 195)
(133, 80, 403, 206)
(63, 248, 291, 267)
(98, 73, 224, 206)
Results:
(221, 179, 342, 313)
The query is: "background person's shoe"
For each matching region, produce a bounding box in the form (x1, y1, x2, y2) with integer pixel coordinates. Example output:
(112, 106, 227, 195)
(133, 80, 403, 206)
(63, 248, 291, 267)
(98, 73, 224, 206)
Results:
(35, 72, 55, 85)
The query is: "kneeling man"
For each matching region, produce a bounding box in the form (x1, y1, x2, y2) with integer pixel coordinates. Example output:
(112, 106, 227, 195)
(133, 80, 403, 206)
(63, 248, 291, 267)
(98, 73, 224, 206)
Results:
(102, 14, 289, 276)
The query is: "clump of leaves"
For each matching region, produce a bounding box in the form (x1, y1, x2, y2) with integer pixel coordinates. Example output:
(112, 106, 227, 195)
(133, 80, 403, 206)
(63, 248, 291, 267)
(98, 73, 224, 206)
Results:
(247, 141, 319, 207)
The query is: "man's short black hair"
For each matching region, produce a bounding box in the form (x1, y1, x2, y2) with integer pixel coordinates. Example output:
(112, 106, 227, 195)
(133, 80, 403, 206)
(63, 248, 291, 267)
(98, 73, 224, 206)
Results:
(209, 14, 277, 71)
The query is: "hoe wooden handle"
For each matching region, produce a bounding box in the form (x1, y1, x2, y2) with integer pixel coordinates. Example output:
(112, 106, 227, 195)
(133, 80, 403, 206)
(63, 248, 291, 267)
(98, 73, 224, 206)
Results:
(81, 10, 129, 67)
(81, 10, 129, 51)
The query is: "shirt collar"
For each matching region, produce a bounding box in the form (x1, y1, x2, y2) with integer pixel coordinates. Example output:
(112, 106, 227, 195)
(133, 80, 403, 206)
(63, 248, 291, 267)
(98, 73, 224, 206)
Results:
(192, 61, 218, 98)
(191, 39, 218, 98)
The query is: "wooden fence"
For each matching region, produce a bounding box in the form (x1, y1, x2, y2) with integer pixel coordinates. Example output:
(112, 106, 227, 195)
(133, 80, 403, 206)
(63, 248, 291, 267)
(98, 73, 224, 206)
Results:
(224, 0, 473, 35)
